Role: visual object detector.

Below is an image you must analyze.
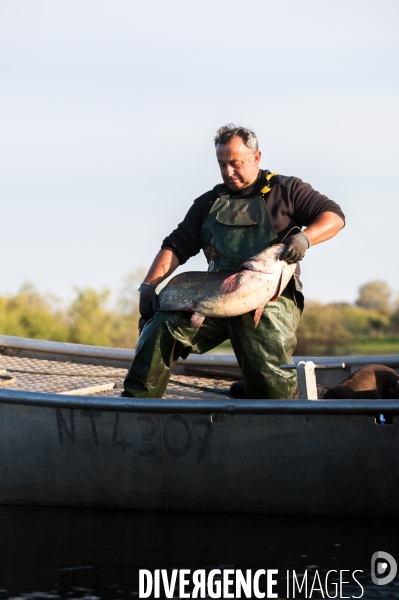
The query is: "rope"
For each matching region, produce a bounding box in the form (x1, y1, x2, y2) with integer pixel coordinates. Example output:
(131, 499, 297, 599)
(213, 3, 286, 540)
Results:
(280, 225, 301, 243)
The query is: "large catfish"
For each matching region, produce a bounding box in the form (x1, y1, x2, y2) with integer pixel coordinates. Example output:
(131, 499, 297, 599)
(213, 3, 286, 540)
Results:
(158, 244, 296, 328)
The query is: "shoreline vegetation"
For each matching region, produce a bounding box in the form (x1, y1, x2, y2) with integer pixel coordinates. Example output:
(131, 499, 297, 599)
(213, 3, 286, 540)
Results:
(0, 278, 398, 356)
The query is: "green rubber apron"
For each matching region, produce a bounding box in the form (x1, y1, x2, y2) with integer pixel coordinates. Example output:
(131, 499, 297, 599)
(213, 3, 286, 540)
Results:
(196, 177, 300, 399)
(201, 187, 278, 272)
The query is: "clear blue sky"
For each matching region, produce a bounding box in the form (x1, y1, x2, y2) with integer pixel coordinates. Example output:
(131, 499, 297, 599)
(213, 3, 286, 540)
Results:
(1, 0, 398, 304)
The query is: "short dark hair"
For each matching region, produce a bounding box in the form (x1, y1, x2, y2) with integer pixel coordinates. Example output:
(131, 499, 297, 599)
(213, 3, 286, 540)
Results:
(214, 124, 258, 152)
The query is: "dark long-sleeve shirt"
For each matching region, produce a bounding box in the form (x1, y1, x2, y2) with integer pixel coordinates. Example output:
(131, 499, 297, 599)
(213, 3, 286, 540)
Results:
(161, 169, 345, 265)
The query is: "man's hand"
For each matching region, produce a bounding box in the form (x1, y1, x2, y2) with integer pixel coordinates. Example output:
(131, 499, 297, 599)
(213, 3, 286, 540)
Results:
(139, 283, 160, 321)
(279, 231, 310, 263)
(137, 249, 180, 334)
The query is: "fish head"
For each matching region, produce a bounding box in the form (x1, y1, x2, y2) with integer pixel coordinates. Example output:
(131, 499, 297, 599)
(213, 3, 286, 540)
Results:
(241, 244, 285, 273)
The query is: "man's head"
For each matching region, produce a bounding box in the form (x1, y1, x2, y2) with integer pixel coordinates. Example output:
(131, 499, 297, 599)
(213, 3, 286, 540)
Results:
(215, 124, 261, 190)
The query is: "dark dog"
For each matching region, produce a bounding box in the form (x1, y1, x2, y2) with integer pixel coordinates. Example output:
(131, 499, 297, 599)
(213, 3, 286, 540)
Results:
(323, 364, 399, 399)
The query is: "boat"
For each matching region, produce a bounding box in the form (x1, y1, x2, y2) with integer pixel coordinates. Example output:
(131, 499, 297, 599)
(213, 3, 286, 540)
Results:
(0, 333, 398, 518)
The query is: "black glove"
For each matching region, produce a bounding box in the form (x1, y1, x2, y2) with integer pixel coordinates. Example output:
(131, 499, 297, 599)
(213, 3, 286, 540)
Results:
(139, 283, 159, 321)
(279, 231, 310, 263)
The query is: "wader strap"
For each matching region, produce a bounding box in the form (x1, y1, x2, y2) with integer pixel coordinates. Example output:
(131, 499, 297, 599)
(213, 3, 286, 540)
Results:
(215, 172, 278, 199)
(260, 172, 278, 195)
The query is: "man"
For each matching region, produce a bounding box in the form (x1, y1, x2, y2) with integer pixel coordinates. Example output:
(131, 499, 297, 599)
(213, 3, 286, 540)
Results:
(123, 125, 345, 399)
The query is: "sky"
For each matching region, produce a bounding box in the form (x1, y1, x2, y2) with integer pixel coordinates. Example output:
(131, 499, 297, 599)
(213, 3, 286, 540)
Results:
(0, 0, 398, 304)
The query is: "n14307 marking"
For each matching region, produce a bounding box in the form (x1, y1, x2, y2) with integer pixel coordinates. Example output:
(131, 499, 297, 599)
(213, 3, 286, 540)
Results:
(56, 410, 214, 461)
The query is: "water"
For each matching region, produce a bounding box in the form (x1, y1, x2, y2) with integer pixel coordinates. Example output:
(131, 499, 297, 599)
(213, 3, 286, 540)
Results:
(0, 506, 399, 599)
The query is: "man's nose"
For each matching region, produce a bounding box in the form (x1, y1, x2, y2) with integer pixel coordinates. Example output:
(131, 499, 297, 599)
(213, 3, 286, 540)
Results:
(225, 164, 235, 176)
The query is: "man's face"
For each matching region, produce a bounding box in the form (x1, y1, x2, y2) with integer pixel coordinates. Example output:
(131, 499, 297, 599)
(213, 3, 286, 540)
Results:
(216, 136, 261, 190)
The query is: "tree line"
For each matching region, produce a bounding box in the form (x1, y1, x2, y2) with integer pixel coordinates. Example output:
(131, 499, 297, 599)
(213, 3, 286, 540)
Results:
(0, 278, 398, 356)
(296, 281, 399, 355)
(0, 273, 142, 349)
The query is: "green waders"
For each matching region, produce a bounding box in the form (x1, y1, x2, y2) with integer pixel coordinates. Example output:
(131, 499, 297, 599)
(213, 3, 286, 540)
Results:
(123, 174, 304, 399)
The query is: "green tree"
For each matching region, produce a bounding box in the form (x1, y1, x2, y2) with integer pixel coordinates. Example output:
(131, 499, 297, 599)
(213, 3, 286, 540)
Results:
(296, 301, 354, 355)
(68, 287, 118, 347)
(390, 308, 399, 334)
(339, 303, 390, 334)
(0, 283, 69, 341)
(355, 281, 392, 313)
(67, 271, 143, 348)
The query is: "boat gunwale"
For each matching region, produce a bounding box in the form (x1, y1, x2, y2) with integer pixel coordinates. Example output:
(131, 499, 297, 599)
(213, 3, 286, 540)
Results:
(0, 389, 399, 414)
(2, 334, 399, 368)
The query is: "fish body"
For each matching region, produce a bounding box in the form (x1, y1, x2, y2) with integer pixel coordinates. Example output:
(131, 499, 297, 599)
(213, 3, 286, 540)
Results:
(158, 244, 296, 327)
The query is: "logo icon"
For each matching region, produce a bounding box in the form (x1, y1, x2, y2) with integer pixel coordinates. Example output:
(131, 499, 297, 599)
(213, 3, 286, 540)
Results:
(371, 551, 397, 585)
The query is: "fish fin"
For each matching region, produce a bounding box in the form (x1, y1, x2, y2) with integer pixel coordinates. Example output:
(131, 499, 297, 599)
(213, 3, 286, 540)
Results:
(220, 273, 243, 294)
(270, 273, 283, 302)
(254, 306, 264, 328)
(191, 311, 205, 328)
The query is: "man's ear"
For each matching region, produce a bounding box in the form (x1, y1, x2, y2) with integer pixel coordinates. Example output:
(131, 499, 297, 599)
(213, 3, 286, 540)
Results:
(254, 150, 261, 165)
